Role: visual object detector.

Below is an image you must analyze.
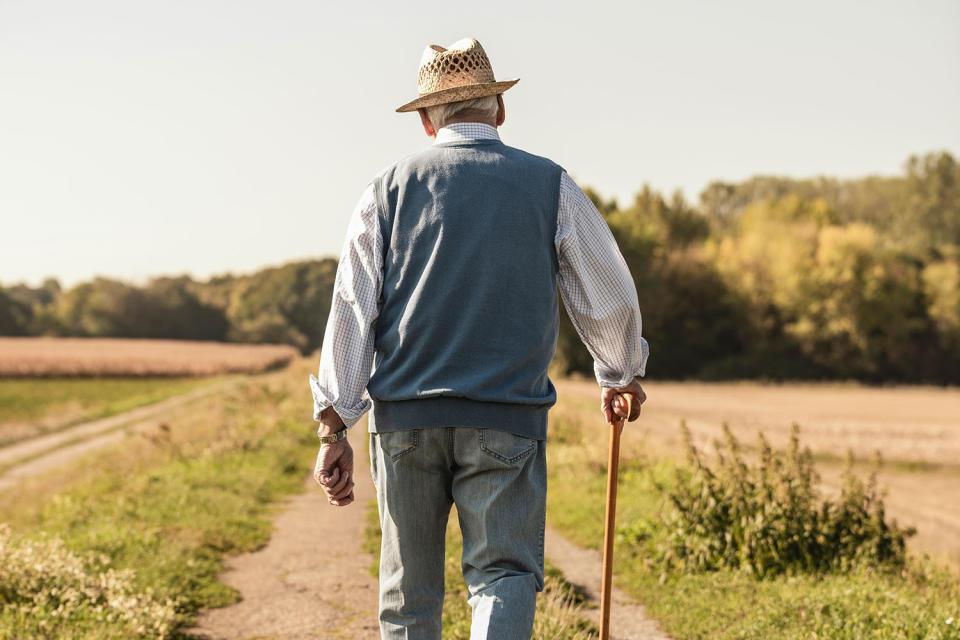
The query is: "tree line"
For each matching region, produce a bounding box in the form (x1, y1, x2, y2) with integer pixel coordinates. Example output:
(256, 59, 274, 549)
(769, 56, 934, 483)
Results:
(0, 260, 338, 356)
(2, 151, 957, 383)
(556, 150, 959, 383)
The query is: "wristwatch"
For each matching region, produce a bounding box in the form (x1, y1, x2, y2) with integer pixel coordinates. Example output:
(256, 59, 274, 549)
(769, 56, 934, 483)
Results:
(317, 426, 348, 444)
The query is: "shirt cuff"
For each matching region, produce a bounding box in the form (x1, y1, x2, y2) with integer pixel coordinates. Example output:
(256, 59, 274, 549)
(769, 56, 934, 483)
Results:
(595, 337, 649, 388)
(309, 374, 370, 428)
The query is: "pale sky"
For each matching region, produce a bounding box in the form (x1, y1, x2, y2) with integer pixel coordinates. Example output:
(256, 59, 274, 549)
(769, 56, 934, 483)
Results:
(2, 0, 958, 288)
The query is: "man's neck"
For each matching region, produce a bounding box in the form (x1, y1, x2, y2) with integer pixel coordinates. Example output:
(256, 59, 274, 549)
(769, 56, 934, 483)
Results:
(443, 116, 497, 128)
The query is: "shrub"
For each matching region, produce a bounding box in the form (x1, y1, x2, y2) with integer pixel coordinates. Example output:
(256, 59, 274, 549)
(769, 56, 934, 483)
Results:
(646, 422, 914, 578)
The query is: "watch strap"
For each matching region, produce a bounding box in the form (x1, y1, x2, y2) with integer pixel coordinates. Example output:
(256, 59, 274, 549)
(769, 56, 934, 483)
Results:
(317, 426, 348, 444)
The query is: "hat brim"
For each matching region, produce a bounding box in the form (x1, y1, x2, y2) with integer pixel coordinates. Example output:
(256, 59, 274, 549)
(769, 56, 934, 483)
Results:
(396, 79, 519, 113)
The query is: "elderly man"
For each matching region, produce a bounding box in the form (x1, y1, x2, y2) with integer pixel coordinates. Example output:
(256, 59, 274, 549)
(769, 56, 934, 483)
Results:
(310, 38, 648, 640)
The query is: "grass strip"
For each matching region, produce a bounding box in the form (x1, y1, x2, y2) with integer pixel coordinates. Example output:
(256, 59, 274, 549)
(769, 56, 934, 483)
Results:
(0, 363, 317, 639)
(0, 376, 220, 446)
(0, 385, 232, 477)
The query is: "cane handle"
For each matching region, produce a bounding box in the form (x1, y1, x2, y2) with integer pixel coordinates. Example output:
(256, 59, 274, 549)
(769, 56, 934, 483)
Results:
(612, 392, 634, 429)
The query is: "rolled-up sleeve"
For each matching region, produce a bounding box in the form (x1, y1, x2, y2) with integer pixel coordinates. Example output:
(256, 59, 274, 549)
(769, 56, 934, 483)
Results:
(555, 171, 649, 387)
(309, 183, 383, 427)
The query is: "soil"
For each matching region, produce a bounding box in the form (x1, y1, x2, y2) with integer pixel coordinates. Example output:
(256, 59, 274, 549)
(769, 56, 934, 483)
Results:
(187, 472, 381, 640)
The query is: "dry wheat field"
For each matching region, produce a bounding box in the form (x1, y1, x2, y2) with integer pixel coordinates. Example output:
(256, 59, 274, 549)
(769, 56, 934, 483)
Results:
(586, 380, 960, 465)
(0, 337, 299, 377)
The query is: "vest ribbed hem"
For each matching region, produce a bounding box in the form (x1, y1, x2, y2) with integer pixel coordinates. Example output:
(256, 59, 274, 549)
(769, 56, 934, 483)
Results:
(370, 397, 549, 440)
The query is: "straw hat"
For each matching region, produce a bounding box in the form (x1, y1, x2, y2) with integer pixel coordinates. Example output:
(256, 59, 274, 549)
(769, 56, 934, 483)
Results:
(395, 38, 519, 113)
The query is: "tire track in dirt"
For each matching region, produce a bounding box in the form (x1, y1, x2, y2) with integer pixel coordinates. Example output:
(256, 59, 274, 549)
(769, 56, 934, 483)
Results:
(0, 381, 233, 492)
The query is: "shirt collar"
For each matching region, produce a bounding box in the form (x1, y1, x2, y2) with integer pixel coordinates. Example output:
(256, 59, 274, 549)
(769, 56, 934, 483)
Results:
(433, 122, 501, 145)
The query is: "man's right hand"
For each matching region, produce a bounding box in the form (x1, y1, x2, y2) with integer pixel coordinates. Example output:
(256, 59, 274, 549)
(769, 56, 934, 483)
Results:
(600, 378, 646, 424)
(314, 407, 356, 507)
(314, 439, 355, 506)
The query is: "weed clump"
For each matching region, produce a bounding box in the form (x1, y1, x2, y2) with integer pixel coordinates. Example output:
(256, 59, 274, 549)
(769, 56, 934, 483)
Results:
(0, 524, 177, 638)
(646, 422, 914, 578)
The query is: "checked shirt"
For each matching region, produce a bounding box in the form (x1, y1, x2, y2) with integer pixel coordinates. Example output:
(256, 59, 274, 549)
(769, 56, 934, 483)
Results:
(311, 123, 649, 427)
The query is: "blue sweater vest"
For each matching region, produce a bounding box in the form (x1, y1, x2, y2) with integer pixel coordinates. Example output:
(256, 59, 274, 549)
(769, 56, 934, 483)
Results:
(368, 138, 563, 440)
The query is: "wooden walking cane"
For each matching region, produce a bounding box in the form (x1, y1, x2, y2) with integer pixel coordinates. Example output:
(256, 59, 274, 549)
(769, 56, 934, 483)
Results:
(600, 393, 633, 640)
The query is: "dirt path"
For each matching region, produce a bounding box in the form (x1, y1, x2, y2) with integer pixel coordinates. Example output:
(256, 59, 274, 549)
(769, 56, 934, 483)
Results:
(0, 382, 231, 492)
(186, 437, 671, 640)
(544, 527, 672, 640)
(188, 467, 381, 640)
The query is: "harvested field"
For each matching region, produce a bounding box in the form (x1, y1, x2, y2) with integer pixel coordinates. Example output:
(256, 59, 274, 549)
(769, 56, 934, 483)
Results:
(0, 337, 299, 377)
(555, 379, 960, 466)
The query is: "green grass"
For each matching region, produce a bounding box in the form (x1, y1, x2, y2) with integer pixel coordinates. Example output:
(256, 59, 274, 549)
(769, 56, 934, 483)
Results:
(0, 376, 216, 444)
(617, 562, 960, 640)
(0, 364, 317, 639)
(545, 401, 960, 640)
(363, 501, 599, 639)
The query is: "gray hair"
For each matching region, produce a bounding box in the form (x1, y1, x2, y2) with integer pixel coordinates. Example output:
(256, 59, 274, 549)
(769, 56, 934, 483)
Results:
(425, 95, 498, 129)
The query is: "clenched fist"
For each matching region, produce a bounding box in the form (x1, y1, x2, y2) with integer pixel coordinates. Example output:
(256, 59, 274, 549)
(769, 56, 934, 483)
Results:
(314, 407, 356, 507)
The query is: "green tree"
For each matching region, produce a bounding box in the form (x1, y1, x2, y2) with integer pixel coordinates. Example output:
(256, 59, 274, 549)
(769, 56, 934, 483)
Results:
(555, 184, 740, 379)
(0, 289, 32, 335)
(224, 259, 337, 353)
(142, 277, 229, 340)
(900, 151, 960, 255)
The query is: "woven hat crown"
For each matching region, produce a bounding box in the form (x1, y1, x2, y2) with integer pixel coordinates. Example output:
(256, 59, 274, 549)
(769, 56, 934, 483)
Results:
(395, 37, 518, 113)
(417, 38, 495, 94)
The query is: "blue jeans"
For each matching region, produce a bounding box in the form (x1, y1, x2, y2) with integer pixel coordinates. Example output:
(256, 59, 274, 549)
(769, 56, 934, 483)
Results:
(369, 427, 547, 640)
